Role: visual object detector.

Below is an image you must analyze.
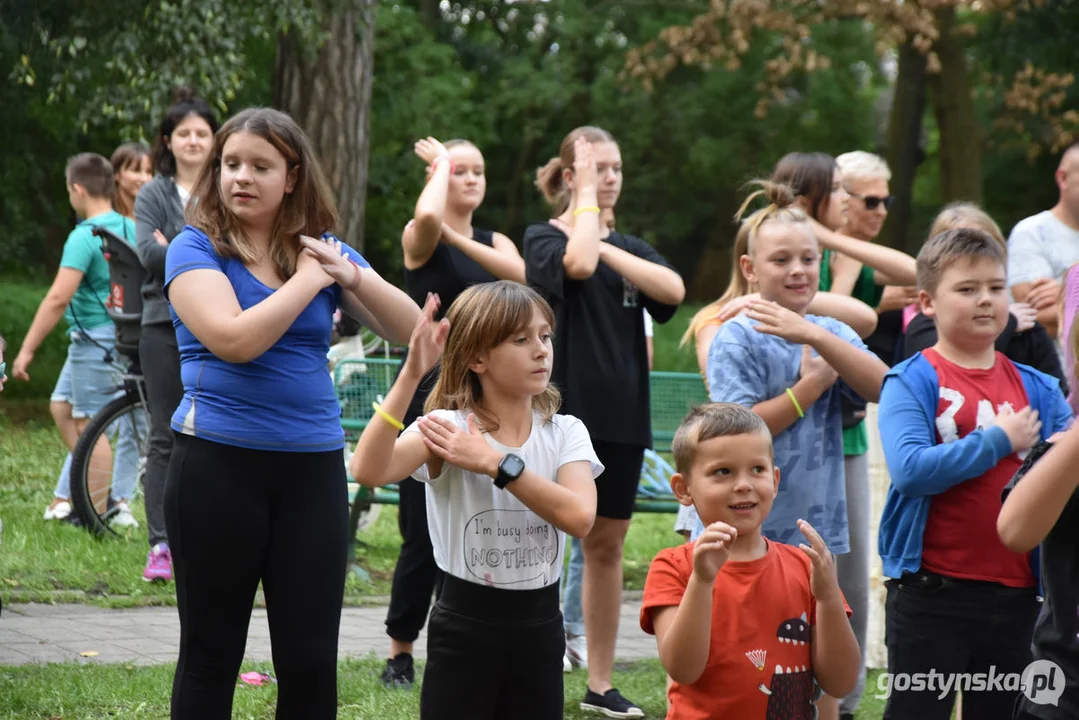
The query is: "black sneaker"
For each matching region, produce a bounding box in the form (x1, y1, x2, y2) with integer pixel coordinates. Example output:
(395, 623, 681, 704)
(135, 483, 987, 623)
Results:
(580, 688, 645, 718)
(379, 652, 415, 689)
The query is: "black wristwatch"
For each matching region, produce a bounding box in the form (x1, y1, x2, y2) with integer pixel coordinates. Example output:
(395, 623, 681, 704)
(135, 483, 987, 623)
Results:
(494, 453, 525, 489)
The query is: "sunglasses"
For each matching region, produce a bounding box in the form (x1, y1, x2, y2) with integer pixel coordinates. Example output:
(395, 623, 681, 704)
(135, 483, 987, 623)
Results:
(849, 192, 894, 211)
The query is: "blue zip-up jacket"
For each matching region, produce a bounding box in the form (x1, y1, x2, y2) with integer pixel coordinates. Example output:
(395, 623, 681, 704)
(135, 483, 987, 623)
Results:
(878, 352, 1073, 581)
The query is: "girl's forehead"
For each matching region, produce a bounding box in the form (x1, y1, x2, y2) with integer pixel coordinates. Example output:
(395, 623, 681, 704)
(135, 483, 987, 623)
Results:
(756, 221, 816, 251)
(449, 144, 483, 165)
(222, 131, 285, 161)
(591, 142, 621, 164)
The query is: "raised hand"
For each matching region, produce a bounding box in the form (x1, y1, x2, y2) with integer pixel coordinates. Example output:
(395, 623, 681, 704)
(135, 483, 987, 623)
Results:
(996, 405, 1042, 453)
(571, 137, 598, 199)
(415, 137, 450, 167)
(418, 412, 500, 477)
(403, 293, 450, 378)
(299, 235, 358, 291)
(800, 344, 838, 394)
(746, 299, 820, 345)
(797, 519, 842, 605)
(1009, 302, 1038, 334)
(692, 521, 737, 583)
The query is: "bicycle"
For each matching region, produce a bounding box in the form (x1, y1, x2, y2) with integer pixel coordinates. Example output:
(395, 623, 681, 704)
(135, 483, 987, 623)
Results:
(68, 226, 151, 536)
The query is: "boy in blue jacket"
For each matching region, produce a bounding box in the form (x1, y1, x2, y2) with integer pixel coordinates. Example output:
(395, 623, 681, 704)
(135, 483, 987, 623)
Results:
(878, 227, 1072, 720)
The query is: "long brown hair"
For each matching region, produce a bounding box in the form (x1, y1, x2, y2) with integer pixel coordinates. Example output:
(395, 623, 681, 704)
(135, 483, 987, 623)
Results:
(771, 152, 837, 222)
(425, 281, 561, 431)
(681, 181, 809, 347)
(186, 107, 338, 279)
(535, 126, 617, 216)
(111, 142, 151, 218)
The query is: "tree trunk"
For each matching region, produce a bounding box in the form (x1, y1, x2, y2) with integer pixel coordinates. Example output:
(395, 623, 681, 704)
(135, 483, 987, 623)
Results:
(881, 39, 928, 255)
(929, 6, 982, 204)
(273, 1, 376, 251)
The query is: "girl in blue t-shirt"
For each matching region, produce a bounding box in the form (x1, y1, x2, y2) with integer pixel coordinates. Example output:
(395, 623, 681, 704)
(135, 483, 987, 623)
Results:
(706, 179, 888, 563)
(163, 107, 419, 718)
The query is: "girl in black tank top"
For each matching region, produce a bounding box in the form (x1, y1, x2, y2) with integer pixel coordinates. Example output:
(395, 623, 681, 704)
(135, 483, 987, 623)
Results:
(379, 136, 525, 688)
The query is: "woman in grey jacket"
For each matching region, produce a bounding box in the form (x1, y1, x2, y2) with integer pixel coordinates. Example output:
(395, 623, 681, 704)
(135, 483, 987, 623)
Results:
(134, 88, 217, 582)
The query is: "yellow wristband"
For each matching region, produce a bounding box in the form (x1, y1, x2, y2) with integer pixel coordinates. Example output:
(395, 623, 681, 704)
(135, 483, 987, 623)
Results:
(372, 402, 405, 431)
(573, 205, 600, 217)
(785, 388, 804, 419)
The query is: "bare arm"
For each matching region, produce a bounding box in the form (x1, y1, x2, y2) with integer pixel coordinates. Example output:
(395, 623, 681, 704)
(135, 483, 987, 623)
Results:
(1012, 280, 1061, 337)
(403, 140, 453, 269)
(168, 262, 329, 364)
(695, 324, 720, 378)
(813, 220, 916, 286)
(596, 242, 686, 305)
(561, 138, 602, 279)
(807, 324, 888, 401)
(805, 291, 878, 338)
(998, 432, 1079, 553)
(441, 227, 526, 283)
(752, 374, 830, 438)
(811, 600, 860, 697)
(18, 269, 81, 357)
(827, 252, 861, 296)
(340, 266, 421, 345)
(651, 578, 714, 684)
(349, 363, 438, 487)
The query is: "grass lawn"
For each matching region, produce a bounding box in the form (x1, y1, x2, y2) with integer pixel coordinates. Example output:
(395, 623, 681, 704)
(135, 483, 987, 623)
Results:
(0, 657, 890, 719)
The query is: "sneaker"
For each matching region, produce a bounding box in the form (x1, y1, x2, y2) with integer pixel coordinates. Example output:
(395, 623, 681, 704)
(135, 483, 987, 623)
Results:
(563, 652, 572, 673)
(43, 500, 72, 521)
(110, 500, 140, 529)
(143, 543, 173, 583)
(380, 652, 415, 689)
(566, 633, 588, 669)
(581, 688, 645, 718)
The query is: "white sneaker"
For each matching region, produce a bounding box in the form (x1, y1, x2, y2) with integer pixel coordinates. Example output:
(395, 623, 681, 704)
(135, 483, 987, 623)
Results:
(110, 501, 140, 529)
(566, 633, 588, 669)
(43, 500, 72, 521)
(563, 652, 572, 673)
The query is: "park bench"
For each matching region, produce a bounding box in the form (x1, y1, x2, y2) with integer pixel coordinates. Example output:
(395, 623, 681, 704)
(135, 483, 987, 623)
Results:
(336, 358, 709, 549)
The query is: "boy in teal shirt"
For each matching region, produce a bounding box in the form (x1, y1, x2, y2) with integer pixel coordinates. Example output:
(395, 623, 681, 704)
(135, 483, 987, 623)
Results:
(12, 153, 140, 525)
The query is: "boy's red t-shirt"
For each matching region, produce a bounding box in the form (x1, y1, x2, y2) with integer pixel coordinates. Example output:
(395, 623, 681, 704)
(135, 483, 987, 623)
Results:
(640, 540, 851, 720)
(919, 349, 1035, 587)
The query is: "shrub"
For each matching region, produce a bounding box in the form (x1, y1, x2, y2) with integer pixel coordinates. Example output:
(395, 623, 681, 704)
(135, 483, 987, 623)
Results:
(0, 278, 70, 400)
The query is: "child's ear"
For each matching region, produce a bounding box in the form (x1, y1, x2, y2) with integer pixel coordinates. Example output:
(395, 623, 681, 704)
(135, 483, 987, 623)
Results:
(670, 472, 694, 507)
(739, 254, 758, 286)
(772, 466, 781, 496)
(284, 166, 299, 195)
(468, 352, 487, 375)
(919, 289, 935, 318)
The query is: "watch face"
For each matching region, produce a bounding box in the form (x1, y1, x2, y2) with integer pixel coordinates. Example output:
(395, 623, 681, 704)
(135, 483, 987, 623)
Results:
(501, 454, 526, 478)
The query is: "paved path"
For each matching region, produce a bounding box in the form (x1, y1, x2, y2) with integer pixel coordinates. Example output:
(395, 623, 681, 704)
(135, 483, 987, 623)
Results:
(0, 600, 656, 667)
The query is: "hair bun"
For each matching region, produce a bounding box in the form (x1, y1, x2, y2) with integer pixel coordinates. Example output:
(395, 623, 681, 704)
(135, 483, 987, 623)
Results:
(734, 180, 797, 222)
(172, 85, 198, 104)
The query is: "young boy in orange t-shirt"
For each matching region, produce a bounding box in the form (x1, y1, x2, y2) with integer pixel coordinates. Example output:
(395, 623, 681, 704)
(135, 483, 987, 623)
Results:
(641, 403, 859, 720)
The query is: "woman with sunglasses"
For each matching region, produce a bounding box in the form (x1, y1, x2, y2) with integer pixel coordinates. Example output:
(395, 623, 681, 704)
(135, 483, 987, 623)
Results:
(770, 150, 916, 720)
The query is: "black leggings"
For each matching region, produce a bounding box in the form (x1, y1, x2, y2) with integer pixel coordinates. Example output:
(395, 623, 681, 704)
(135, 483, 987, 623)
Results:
(420, 575, 564, 720)
(139, 322, 183, 548)
(164, 434, 348, 720)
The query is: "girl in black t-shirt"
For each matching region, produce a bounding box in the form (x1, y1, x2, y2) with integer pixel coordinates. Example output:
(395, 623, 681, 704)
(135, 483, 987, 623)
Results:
(523, 125, 685, 718)
(379, 136, 525, 689)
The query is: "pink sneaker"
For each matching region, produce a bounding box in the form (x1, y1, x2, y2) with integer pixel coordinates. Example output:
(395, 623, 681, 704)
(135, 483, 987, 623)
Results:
(143, 543, 173, 583)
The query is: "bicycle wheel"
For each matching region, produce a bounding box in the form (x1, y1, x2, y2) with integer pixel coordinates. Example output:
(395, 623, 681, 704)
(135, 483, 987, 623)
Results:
(70, 392, 150, 536)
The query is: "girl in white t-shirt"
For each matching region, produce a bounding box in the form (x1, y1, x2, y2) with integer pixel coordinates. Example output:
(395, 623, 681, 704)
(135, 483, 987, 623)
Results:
(350, 280, 602, 720)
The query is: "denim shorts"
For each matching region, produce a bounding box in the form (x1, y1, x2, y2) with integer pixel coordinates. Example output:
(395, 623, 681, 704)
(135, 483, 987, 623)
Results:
(50, 325, 123, 419)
